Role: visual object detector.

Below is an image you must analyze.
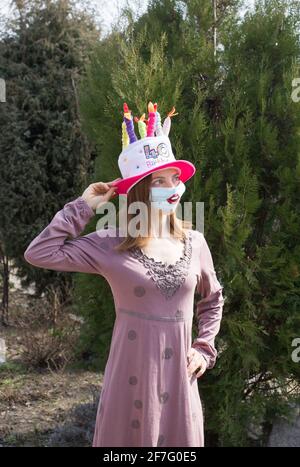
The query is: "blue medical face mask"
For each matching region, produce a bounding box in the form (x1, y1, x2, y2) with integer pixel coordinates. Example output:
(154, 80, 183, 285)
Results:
(149, 180, 186, 213)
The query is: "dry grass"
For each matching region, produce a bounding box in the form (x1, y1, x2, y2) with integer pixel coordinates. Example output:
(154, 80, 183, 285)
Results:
(12, 284, 81, 371)
(0, 287, 103, 447)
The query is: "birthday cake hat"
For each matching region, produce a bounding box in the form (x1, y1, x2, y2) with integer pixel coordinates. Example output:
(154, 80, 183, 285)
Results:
(111, 101, 196, 195)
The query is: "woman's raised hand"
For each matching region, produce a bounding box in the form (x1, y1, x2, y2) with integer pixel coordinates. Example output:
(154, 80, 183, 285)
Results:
(81, 178, 122, 212)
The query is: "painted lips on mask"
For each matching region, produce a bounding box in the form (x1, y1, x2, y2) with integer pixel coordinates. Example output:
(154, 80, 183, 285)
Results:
(149, 180, 186, 212)
(167, 193, 180, 204)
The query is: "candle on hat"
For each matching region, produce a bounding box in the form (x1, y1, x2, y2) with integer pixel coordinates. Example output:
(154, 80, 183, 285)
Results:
(134, 114, 147, 139)
(154, 102, 163, 136)
(146, 101, 156, 137)
(123, 102, 138, 143)
(122, 120, 129, 149)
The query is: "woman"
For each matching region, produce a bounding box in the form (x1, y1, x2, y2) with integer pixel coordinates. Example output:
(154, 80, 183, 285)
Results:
(24, 102, 224, 447)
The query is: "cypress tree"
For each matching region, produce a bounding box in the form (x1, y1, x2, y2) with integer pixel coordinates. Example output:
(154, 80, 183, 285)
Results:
(0, 0, 100, 310)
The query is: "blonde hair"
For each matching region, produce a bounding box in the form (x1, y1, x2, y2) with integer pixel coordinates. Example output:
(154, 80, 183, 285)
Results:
(113, 173, 193, 252)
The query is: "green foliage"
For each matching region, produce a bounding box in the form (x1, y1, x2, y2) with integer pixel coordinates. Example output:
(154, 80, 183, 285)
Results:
(0, 0, 99, 296)
(1, 0, 300, 447)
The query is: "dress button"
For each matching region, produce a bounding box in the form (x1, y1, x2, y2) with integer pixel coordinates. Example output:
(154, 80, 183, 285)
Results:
(129, 376, 138, 385)
(128, 330, 137, 340)
(162, 347, 173, 359)
(134, 400, 143, 409)
(159, 392, 169, 403)
(134, 286, 146, 297)
(131, 419, 140, 429)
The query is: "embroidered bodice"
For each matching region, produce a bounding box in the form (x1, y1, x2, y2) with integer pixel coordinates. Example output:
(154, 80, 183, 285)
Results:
(128, 230, 193, 300)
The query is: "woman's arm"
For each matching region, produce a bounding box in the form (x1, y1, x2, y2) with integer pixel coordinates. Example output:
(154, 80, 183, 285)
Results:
(192, 232, 225, 370)
(24, 197, 106, 275)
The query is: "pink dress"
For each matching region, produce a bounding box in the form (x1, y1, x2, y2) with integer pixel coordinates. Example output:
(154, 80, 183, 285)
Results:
(24, 196, 224, 447)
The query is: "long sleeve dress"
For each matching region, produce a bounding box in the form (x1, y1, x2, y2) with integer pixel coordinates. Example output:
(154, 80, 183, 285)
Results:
(24, 196, 224, 448)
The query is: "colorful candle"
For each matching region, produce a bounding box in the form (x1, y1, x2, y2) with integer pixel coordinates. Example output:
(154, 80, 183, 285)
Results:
(154, 102, 163, 136)
(124, 113, 137, 143)
(134, 114, 147, 139)
(122, 120, 129, 149)
(146, 101, 156, 137)
(122, 102, 138, 143)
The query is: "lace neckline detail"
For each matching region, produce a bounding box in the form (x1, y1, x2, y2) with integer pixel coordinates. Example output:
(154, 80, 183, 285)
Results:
(128, 230, 193, 300)
(138, 233, 188, 268)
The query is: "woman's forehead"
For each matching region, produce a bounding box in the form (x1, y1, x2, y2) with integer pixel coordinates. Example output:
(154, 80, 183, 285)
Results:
(151, 168, 181, 178)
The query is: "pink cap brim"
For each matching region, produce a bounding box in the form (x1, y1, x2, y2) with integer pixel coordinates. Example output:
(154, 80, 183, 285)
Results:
(111, 160, 196, 195)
